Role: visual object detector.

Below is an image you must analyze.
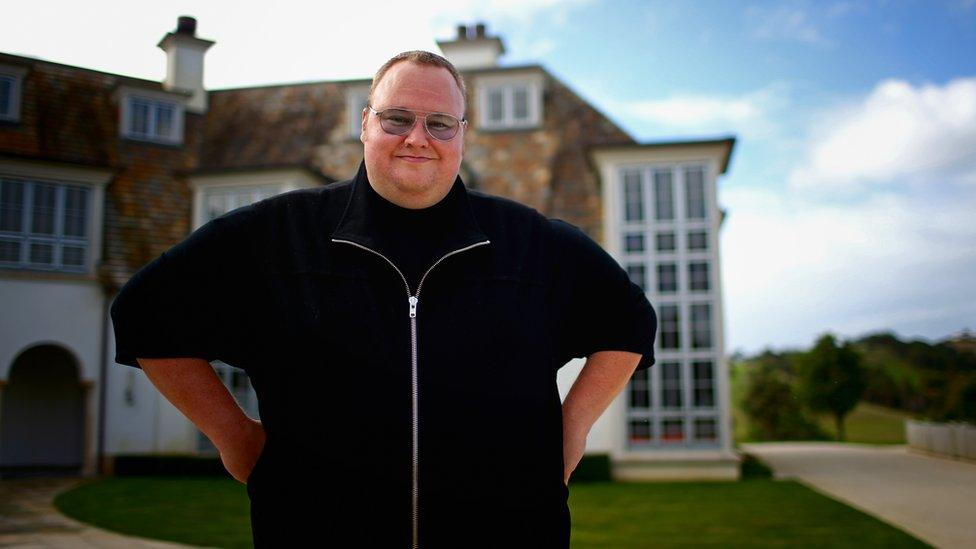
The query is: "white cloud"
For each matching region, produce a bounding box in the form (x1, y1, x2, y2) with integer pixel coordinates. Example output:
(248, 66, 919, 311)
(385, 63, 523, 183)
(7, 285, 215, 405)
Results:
(789, 77, 976, 192)
(720, 184, 976, 352)
(745, 4, 831, 46)
(611, 84, 788, 139)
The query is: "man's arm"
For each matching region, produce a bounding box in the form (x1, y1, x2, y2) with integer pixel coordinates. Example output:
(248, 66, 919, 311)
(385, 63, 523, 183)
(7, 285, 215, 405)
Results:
(561, 350, 642, 484)
(137, 358, 265, 482)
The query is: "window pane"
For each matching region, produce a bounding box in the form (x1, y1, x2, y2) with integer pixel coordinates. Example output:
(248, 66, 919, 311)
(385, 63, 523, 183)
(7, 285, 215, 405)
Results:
(629, 418, 653, 444)
(31, 184, 57, 235)
(0, 238, 20, 262)
(155, 103, 174, 138)
(693, 360, 715, 407)
(30, 242, 54, 264)
(656, 232, 675, 252)
(689, 261, 710, 292)
(130, 100, 150, 135)
(657, 263, 677, 293)
(660, 305, 680, 349)
(691, 303, 712, 349)
(1, 179, 25, 232)
(654, 169, 674, 221)
(624, 232, 644, 253)
(694, 418, 718, 442)
(685, 166, 706, 219)
(661, 418, 685, 442)
(688, 230, 708, 250)
(512, 86, 529, 120)
(626, 264, 646, 292)
(0, 76, 11, 116)
(487, 89, 504, 122)
(661, 361, 683, 409)
(622, 170, 643, 222)
(629, 368, 650, 409)
(63, 187, 88, 237)
(62, 245, 85, 267)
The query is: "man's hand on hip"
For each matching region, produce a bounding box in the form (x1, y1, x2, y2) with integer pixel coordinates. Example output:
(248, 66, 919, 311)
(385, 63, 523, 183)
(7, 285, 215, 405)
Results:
(220, 417, 266, 483)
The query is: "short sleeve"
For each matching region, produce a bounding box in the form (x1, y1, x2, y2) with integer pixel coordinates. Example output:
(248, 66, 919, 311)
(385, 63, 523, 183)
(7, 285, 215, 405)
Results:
(110, 210, 254, 369)
(549, 219, 657, 370)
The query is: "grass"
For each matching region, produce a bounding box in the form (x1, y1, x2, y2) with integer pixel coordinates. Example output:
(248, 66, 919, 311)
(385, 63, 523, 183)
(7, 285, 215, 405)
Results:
(569, 481, 927, 548)
(55, 477, 928, 548)
(54, 477, 254, 548)
(813, 402, 911, 445)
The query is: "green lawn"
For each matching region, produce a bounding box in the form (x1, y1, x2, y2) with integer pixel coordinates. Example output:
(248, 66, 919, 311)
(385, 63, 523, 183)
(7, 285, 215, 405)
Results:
(733, 400, 911, 445)
(814, 402, 911, 444)
(55, 477, 928, 548)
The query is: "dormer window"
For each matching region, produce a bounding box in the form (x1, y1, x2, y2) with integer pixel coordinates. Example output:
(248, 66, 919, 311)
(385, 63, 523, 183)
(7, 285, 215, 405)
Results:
(346, 85, 370, 139)
(118, 89, 185, 144)
(476, 73, 543, 130)
(0, 65, 27, 123)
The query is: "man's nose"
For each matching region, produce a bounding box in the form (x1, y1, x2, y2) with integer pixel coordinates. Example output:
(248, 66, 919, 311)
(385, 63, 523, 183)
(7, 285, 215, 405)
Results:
(403, 117, 430, 147)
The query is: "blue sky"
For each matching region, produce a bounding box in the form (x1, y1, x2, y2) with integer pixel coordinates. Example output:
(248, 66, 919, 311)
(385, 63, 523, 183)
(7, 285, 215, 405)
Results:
(5, 0, 975, 354)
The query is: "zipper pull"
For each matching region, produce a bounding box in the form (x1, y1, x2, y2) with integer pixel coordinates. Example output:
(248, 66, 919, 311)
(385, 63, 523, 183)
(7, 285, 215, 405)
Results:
(408, 295, 418, 318)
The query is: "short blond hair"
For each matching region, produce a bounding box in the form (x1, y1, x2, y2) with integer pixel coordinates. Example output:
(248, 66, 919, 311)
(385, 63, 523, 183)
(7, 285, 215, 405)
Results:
(369, 51, 467, 111)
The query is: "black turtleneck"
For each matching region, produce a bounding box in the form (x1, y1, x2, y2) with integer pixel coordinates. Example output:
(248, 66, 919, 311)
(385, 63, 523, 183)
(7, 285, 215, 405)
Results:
(363, 179, 456, 292)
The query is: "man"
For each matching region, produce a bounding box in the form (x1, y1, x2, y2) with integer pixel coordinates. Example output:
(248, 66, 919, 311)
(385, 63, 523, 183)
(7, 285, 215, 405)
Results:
(112, 51, 656, 548)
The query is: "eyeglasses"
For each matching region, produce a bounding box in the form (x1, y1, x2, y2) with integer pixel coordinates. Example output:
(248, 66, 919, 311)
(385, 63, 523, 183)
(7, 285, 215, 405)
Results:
(367, 105, 467, 141)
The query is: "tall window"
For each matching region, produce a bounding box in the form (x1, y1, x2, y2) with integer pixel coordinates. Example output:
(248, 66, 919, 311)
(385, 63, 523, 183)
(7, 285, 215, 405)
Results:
(623, 232, 645, 253)
(689, 261, 710, 292)
(626, 264, 646, 292)
(661, 361, 683, 409)
(691, 303, 712, 349)
(656, 231, 675, 252)
(692, 360, 715, 407)
(0, 178, 90, 272)
(629, 418, 653, 445)
(123, 96, 183, 144)
(688, 230, 709, 251)
(684, 166, 706, 220)
(653, 169, 674, 221)
(622, 170, 643, 222)
(657, 263, 677, 293)
(629, 368, 651, 409)
(694, 418, 718, 442)
(660, 305, 680, 349)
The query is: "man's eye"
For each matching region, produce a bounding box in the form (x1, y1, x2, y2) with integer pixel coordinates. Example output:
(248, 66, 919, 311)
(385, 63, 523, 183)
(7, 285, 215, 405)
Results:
(385, 114, 413, 126)
(427, 116, 455, 131)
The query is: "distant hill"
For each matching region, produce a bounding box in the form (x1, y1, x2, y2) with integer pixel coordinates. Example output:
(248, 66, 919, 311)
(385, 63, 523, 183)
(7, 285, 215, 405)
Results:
(851, 331, 976, 422)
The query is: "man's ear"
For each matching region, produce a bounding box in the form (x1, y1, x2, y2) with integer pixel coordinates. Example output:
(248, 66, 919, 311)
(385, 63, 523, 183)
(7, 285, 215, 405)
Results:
(360, 107, 368, 144)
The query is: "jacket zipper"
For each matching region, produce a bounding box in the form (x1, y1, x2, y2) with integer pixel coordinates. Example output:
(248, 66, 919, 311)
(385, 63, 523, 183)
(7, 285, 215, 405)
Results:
(331, 238, 490, 548)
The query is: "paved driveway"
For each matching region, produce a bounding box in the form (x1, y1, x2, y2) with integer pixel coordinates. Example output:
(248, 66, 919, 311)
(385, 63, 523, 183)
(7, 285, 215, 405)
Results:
(741, 442, 976, 549)
(0, 477, 198, 548)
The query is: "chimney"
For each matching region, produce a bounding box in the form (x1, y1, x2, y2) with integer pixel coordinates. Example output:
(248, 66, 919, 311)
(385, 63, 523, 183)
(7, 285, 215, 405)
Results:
(157, 16, 215, 113)
(436, 22, 505, 70)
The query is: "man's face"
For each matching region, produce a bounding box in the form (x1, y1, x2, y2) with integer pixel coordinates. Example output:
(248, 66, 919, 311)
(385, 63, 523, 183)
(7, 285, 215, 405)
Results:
(361, 61, 466, 209)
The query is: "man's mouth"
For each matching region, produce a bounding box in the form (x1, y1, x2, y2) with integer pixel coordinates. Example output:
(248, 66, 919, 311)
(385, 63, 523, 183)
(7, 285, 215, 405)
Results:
(396, 155, 435, 163)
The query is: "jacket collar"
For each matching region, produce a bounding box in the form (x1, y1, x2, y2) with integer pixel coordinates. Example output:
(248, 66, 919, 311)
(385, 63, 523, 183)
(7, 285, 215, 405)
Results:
(331, 161, 490, 257)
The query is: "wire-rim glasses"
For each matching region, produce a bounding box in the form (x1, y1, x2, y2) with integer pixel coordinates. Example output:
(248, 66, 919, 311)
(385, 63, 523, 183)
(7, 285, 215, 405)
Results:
(367, 105, 467, 141)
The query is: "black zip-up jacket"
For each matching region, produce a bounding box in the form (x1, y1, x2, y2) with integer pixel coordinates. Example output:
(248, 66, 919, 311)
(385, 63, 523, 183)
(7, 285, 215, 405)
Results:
(112, 163, 657, 548)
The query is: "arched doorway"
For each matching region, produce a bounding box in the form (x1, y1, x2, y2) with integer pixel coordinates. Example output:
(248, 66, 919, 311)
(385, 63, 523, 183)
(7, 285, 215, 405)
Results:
(0, 344, 84, 477)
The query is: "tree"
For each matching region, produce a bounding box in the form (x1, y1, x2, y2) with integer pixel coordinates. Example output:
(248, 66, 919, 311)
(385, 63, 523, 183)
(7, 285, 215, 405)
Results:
(798, 334, 867, 441)
(740, 356, 825, 441)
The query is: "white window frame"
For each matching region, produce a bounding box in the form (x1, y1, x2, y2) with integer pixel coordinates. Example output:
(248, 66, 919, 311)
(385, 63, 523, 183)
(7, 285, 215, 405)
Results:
(0, 159, 109, 276)
(475, 72, 544, 130)
(0, 65, 27, 123)
(345, 84, 370, 139)
(117, 87, 186, 145)
(189, 168, 323, 228)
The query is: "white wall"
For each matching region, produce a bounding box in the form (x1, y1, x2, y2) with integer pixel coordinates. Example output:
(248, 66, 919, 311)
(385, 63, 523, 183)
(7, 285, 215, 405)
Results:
(104, 307, 200, 455)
